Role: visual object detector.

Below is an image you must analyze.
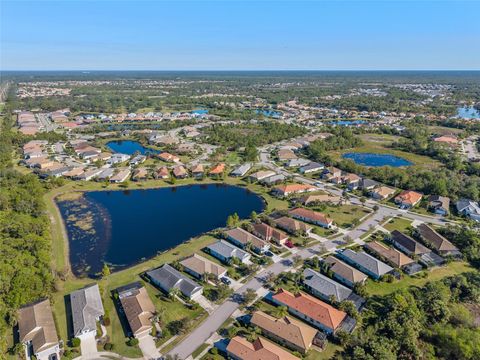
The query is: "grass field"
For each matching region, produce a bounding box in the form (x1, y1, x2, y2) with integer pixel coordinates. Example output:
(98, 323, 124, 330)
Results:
(312, 204, 371, 228)
(365, 261, 474, 296)
(382, 217, 413, 232)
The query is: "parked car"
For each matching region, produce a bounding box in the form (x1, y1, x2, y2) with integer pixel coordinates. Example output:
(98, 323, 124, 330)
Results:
(265, 251, 274, 257)
(285, 240, 295, 248)
(221, 277, 232, 285)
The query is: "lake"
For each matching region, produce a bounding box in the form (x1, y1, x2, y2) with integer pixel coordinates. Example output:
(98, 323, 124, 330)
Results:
(106, 140, 160, 155)
(457, 106, 480, 119)
(57, 184, 265, 276)
(343, 152, 412, 167)
(191, 109, 209, 115)
(330, 120, 367, 126)
(256, 109, 282, 118)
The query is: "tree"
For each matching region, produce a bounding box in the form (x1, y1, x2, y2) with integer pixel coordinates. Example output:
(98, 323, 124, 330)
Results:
(242, 288, 257, 306)
(101, 263, 111, 278)
(250, 211, 258, 222)
(71, 338, 81, 347)
(292, 255, 303, 267)
(169, 287, 181, 301)
(275, 305, 288, 318)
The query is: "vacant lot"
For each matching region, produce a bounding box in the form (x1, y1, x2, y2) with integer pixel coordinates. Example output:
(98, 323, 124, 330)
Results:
(311, 204, 371, 228)
(383, 217, 413, 233)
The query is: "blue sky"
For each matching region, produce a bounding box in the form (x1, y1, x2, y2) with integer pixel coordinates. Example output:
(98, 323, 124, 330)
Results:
(1, 0, 479, 70)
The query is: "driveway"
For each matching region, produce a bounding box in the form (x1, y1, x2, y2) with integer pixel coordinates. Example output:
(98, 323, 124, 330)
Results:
(79, 332, 98, 358)
(138, 335, 161, 360)
(195, 294, 217, 314)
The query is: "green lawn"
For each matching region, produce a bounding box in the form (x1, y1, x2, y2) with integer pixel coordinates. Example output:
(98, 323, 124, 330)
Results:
(192, 343, 210, 358)
(383, 217, 413, 233)
(365, 261, 475, 296)
(312, 204, 371, 228)
(306, 343, 343, 360)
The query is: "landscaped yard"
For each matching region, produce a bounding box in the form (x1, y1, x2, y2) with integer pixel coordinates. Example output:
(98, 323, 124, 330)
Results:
(365, 261, 475, 296)
(382, 217, 413, 233)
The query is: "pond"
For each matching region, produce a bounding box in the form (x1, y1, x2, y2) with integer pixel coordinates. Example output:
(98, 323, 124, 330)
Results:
(256, 109, 282, 118)
(329, 120, 367, 126)
(191, 109, 209, 115)
(457, 106, 480, 119)
(56, 184, 265, 276)
(343, 152, 412, 167)
(106, 140, 160, 155)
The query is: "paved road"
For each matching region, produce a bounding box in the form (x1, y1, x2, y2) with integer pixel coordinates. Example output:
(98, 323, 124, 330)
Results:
(463, 136, 479, 161)
(167, 146, 450, 359)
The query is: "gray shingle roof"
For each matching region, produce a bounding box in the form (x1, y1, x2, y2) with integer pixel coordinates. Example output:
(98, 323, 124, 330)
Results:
(147, 264, 202, 298)
(207, 240, 250, 261)
(340, 249, 393, 277)
(391, 230, 430, 255)
(303, 268, 352, 302)
(70, 284, 104, 336)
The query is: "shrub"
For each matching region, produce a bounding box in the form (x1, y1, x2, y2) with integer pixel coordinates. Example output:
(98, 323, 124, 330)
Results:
(209, 347, 218, 355)
(104, 343, 114, 351)
(71, 337, 81, 347)
(127, 338, 139, 346)
(103, 317, 111, 326)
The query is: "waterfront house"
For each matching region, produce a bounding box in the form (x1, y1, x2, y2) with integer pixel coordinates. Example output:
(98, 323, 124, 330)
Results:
(250, 311, 317, 354)
(110, 168, 131, 183)
(302, 268, 353, 303)
(173, 165, 188, 179)
(132, 167, 149, 181)
(456, 198, 480, 222)
(129, 154, 147, 166)
(78, 168, 103, 181)
(106, 153, 130, 165)
(260, 174, 286, 186)
(249, 170, 276, 182)
(274, 216, 312, 235)
(394, 190, 422, 209)
(154, 166, 170, 179)
(370, 186, 396, 200)
(18, 299, 60, 360)
(323, 256, 368, 288)
(230, 163, 252, 177)
(415, 224, 461, 257)
(226, 336, 300, 360)
(225, 227, 270, 254)
(299, 162, 324, 174)
(180, 254, 227, 280)
(271, 289, 348, 334)
(272, 183, 317, 197)
(252, 222, 289, 246)
(190, 164, 205, 179)
(209, 163, 226, 176)
(117, 283, 156, 338)
(288, 208, 333, 228)
(96, 168, 115, 181)
(360, 178, 379, 191)
(147, 264, 203, 300)
(299, 194, 341, 205)
(70, 284, 104, 338)
(205, 240, 251, 264)
(427, 195, 450, 215)
(336, 249, 393, 280)
(364, 241, 415, 268)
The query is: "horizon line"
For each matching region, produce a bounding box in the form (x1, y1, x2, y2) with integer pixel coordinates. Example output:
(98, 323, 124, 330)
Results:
(2, 69, 480, 72)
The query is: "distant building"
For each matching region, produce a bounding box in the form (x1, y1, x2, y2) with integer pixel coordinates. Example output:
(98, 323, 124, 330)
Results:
(456, 198, 480, 222)
(230, 163, 252, 177)
(272, 184, 317, 197)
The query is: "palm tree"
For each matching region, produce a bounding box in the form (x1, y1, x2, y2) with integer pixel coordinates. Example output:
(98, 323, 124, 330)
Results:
(169, 287, 180, 301)
(275, 305, 288, 318)
(245, 326, 262, 342)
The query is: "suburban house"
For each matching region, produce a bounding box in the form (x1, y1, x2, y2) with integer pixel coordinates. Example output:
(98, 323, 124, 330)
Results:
(70, 284, 104, 338)
(427, 195, 450, 215)
(106, 153, 130, 165)
(190, 164, 205, 179)
(158, 152, 180, 163)
(360, 178, 379, 191)
(394, 190, 423, 209)
(415, 224, 461, 257)
(250, 311, 318, 354)
(370, 186, 396, 200)
(172, 165, 188, 178)
(117, 283, 156, 338)
(285, 158, 311, 168)
(364, 241, 415, 268)
(277, 149, 297, 161)
(249, 170, 276, 182)
(302, 268, 353, 303)
(321, 167, 342, 183)
(456, 198, 480, 222)
(270, 289, 349, 334)
(274, 216, 312, 235)
(129, 154, 146, 166)
(154, 166, 170, 179)
(78, 168, 103, 181)
(132, 167, 149, 181)
(209, 163, 226, 176)
(230, 163, 252, 177)
(299, 162, 324, 174)
(272, 184, 317, 197)
(226, 336, 300, 360)
(205, 240, 251, 264)
(391, 230, 445, 266)
(180, 254, 227, 280)
(252, 222, 289, 246)
(299, 194, 341, 205)
(225, 227, 270, 254)
(288, 208, 333, 228)
(146, 264, 203, 300)
(96, 168, 115, 181)
(336, 249, 393, 280)
(18, 299, 60, 360)
(323, 256, 368, 288)
(260, 174, 286, 186)
(110, 168, 131, 183)
(344, 173, 362, 190)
